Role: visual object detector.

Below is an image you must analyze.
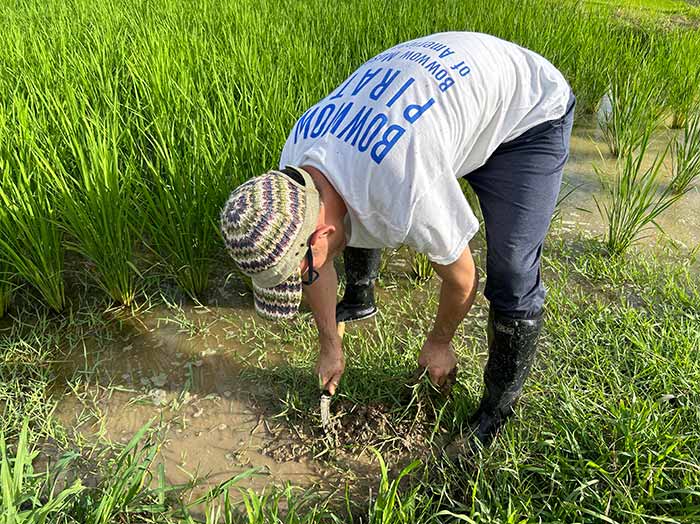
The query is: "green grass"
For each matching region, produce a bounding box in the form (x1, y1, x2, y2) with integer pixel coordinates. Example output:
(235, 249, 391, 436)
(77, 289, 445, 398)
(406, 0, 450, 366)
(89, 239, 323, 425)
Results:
(1, 234, 698, 522)
(1, 0, 699, 521)
(589, 0, 691, 12)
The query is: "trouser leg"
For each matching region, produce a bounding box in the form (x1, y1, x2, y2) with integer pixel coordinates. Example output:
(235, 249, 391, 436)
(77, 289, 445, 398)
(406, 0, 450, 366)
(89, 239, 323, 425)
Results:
(464, 93, 575, 445)
(336, 246, 381, 323)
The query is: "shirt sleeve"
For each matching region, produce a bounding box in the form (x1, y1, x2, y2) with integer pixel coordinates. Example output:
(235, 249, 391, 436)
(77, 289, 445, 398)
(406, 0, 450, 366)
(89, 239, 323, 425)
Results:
(402, 175, 480, 265)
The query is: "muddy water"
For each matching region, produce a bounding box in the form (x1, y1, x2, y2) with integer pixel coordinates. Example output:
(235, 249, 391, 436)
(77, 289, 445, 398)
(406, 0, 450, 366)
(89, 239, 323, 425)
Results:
(53, 304, 332, 498)
(559, 119, 700, 251)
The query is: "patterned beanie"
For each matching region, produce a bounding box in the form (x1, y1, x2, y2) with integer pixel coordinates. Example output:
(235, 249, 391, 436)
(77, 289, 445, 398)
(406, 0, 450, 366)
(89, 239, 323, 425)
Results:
(220, 166, 320, 320)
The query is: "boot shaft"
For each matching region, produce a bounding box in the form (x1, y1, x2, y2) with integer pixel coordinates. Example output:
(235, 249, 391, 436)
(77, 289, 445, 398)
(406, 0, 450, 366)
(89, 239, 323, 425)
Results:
(483, 309, 543, 414)
(343, 247, 381, 287)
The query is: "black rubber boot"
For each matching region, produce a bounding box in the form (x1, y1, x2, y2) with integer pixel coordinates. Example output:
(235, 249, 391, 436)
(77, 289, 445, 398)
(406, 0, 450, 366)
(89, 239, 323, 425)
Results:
(469, 309, 543, 447)
(336, 247, 381, 323)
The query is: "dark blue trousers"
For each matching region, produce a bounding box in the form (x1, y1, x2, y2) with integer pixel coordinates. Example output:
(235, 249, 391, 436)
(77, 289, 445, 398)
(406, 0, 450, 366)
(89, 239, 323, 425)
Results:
(464, 94, 576, 319)
(343, 93, 575, 320)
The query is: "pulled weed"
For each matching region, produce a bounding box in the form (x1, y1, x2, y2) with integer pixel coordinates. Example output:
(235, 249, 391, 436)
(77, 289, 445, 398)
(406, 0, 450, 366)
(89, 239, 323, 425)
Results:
(409, 251, 435, 281)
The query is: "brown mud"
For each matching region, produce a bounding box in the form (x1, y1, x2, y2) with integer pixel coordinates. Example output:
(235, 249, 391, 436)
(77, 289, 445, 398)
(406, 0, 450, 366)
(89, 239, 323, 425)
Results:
(49, 297, 443, 503)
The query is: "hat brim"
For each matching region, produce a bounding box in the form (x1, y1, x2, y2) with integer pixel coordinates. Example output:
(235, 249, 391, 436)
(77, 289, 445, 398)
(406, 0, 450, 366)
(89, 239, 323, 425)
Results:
(252, 273, 302, 320)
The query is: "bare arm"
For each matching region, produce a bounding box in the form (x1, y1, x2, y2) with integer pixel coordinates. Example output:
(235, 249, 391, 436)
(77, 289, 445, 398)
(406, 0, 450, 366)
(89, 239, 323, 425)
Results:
(418, 245, 478, 386)
(429, 245, 478, 344)
(302, 259, 345, 394)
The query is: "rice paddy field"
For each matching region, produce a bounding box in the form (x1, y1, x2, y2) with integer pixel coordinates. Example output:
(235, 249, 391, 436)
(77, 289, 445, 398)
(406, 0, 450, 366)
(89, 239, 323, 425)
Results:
(1, 0, 700, 522)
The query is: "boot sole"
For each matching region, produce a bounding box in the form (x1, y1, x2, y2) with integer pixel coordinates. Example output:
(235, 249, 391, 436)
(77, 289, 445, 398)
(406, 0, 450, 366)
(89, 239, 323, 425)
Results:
(335, 306, 378, 323)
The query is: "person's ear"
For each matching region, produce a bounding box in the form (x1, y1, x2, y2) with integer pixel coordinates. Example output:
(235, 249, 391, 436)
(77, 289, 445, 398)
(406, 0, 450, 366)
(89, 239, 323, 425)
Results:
(309, 224, 336, 246)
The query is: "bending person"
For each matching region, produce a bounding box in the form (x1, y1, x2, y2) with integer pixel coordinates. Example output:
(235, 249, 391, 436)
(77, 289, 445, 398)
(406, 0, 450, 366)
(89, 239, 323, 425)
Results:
(220, 31, 575, 446)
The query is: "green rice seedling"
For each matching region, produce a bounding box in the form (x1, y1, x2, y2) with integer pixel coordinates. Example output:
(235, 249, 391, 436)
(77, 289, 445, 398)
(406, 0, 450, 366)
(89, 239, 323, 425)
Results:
(128, 39, 236, 298)
(671, 111, 700, 194)
(0, 169, 65, 313)
(0, 261, 13, 318)
(595, 129, 686, 255)
(0, 96, 64, 312)
(410, 251, 434, 281)
(599, 68, 664, 158)
(137, 132, 226, 299)
(35, 92, 141, 307)
(563, 14, 617, 115)
(663, 30, 700, 129)
(0, 418, 84, 523)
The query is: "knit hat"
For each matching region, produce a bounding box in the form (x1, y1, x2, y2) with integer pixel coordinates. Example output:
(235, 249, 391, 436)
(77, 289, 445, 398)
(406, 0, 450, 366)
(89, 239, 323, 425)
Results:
(220, 166, 320, 320)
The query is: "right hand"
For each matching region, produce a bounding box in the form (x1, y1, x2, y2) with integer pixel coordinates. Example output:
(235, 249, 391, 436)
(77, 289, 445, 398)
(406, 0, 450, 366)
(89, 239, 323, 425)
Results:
(417, 338, 458, 390)
(315, 338, 345, 395)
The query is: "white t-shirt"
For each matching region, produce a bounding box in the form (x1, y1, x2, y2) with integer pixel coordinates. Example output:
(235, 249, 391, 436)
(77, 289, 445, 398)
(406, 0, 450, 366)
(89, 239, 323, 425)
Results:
(280, 32, 571, 265)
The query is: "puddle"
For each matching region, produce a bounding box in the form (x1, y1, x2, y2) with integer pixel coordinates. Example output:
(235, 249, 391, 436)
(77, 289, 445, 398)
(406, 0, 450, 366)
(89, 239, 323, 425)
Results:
(49, 291, 448, 505)
(559, 118, 700, 251)
(48, 292, 449, 500)
(52, 304, 332, 498)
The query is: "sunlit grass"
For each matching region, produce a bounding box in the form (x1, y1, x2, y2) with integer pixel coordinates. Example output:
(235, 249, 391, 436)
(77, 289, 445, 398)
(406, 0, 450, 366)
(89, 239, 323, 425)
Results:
(0, 0, 699, 521)
(0, 175, 65, 313)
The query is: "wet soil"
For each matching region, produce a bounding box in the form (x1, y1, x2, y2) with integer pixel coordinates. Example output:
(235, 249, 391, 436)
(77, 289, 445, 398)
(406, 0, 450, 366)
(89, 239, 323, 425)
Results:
(53, 305, 316, 493)
(49, 299, 440, 503)
(44, 121, 699, 503)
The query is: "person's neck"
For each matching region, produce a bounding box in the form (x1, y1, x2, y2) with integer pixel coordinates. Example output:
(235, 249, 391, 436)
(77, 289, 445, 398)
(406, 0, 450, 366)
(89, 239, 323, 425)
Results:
(301, 165, 347, 227)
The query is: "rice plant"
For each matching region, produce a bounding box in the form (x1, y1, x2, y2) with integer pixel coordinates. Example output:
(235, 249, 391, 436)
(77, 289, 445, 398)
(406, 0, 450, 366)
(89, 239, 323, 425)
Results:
(35, 91, 142, 307)
(595, 129, 687, 256)
(0, 170, 65, 313)
(0, 261, 13, 319)
(0, 96, 64, 312)
(126, 32, 241, 298)
(599, 68, 664, 158)
(663, 30, 700, 129)
(137, 125, 228, 299)
(671, 111, 700, 195)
